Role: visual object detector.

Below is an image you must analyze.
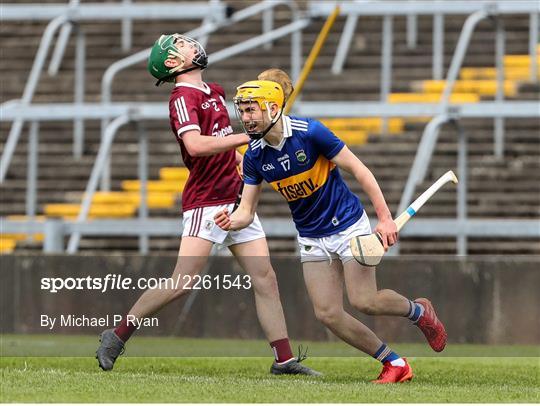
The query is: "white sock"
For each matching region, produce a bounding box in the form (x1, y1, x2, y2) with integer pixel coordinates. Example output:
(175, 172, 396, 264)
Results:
(390, 358, 406, 367)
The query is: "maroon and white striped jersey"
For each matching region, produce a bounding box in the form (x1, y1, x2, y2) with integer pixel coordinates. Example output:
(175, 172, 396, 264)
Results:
(169, 82, 241, 212)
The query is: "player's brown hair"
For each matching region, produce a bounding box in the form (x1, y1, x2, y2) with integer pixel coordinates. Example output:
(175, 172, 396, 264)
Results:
(257, 68, 294, 104)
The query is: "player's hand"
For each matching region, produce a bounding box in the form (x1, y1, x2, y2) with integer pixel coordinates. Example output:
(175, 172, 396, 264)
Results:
(238, 133, 251, 144)
(375, 217, 398, 251)
(214, 208, 231, 231)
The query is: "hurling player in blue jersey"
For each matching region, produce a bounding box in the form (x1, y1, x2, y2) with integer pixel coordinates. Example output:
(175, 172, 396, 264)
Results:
(215, 69, 447, 384)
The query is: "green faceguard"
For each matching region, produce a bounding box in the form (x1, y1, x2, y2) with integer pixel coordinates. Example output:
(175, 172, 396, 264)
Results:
(147, 34, 208, 86)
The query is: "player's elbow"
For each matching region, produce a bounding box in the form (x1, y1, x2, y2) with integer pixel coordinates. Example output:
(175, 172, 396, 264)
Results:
(190, 148, 205, 157)
(184, 143, 207, 157)
(182, 133, 214, 157)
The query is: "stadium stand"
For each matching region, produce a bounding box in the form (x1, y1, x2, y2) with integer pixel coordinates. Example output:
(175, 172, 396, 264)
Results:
(1, 0, 539, 255)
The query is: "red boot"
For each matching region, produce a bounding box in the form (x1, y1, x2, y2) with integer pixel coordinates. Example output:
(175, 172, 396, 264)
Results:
(414, 298, 447, 352)
(372, 358, 413, 384)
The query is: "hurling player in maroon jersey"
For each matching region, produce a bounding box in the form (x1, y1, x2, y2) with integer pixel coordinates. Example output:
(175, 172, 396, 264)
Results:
(96, 34, 319, 376)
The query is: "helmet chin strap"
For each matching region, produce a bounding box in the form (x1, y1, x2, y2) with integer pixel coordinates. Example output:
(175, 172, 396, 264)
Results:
(155, 50, 205, 86)
(247, 108, 283, 140)
(155, 65, 202, 86)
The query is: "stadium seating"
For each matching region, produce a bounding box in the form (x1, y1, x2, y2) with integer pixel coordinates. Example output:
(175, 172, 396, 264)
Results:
(44, 203, 137, 219)
(0, 237, 17, 253)
(1, 1, 538, 254)
(388, 92, 480, 103)
(412, 80, 518, 97)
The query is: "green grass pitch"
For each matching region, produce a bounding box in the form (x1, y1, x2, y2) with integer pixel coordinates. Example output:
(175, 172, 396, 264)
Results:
(1, 335, 538, 403)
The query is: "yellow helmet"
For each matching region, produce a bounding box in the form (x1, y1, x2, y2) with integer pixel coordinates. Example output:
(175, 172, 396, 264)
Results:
(234, 80, 285, 140)
(234, 80, 284, 111)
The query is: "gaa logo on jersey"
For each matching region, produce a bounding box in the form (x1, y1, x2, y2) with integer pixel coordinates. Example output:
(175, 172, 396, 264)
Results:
(201, 98, 221, 112)
(295, 149, 309, 166)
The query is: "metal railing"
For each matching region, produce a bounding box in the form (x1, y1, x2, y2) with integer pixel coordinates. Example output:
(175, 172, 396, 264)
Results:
(309, 1, 540, 92)
(0, 0, 306, 188)
(73, 5, 309, 251)
(2, 100, 539, 253)
(99, 0, 304, 190)
(310, 0, 539, 255)
(0, 1, 229, 183)
(395, 3, 539, 254)
(1, 0, 539, 254)
(0, 0, 308, 252)
(0, 2, 226, 20)
(1, 14, 68, 183)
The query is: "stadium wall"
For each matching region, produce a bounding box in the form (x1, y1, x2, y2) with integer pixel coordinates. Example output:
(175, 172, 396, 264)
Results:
(1, 255, 538, 345)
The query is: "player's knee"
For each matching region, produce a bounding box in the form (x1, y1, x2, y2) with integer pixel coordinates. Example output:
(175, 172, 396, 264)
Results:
(168, 267, 196, 301)
(350, 297, 379, 315)
(250, 266, 279, 293)
(314, 306, 342, 327)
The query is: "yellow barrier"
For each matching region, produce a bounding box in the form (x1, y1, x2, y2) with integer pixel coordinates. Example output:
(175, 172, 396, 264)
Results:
(320, 118, 404, 134)
(122, 180, 186, 193)
(3, 217, 46, 251)
(1, 234, 27, 242)
(0, 238, 16, 253)
(417, 80, 517, 97)
(159, 167, 190, 181)
(91, 192, 176, 209)
(0, 233, 44, 242)
(44, 203, 137, 218)
(504, 55, 538, 67)
(404, 117, 432, 124)
(332, 130, 368, 145)
(388, 93, 479, 103)
(460, 67, 540, 81)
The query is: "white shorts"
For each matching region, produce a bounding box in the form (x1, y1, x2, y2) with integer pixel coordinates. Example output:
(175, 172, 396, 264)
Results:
(182, 203, 265, 246)
(297, 211, 371, 263)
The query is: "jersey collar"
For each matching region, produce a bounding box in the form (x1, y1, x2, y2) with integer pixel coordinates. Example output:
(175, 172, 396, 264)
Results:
(175, 81, 211, 95)
(260, 115, 292, 150)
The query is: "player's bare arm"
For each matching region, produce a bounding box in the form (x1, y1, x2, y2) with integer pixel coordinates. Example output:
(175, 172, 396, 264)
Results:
(331, 146, 397, 250)
(182, 130, 250, 157)
(215, 184, 262, 231)
(235, 151, 244, 178)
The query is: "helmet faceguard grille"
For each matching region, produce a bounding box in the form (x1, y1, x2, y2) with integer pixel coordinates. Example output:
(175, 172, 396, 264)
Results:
(148, 33, 208, 86)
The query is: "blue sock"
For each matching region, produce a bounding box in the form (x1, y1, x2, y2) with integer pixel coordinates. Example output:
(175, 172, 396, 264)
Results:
(373, 343, 400, 364)
(406, 300, 424, 323)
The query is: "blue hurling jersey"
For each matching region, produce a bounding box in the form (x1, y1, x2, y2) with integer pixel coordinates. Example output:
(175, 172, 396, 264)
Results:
(243, 116, 364, 238)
